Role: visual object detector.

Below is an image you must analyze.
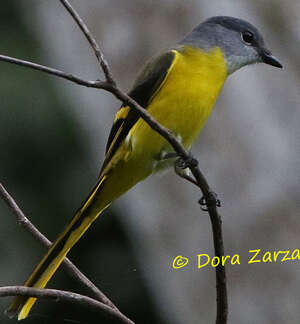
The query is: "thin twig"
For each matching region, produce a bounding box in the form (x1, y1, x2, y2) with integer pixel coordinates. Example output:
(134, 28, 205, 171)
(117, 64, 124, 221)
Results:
(0, 183, 120, 313)
(1, 286, 134, 324)
(188, 171, 227, 323)
(59, 0, 115, 85)
(174, 168, 227, 322)
(0, 54, 110, 88)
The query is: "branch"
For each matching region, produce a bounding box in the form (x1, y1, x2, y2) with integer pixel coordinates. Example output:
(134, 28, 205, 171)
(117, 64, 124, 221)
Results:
(0, 184, 124, 314)
(0, 1, 228, 323)
(0, 54, 110, 89)
(59, 0, 115, 85)
(175, 169, 227, 323)
(1, 286, 134, 324)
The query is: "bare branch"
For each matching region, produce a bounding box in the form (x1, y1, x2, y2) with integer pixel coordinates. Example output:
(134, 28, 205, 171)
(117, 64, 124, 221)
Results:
(59, 0, 115, 85)
(1, 286, 134, 324)
(0, 54, 110, 88)
(0, 183, 120, 312)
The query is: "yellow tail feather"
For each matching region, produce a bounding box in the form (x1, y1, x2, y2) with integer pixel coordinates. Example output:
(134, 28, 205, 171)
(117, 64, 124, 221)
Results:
(8, 176, 109, 320)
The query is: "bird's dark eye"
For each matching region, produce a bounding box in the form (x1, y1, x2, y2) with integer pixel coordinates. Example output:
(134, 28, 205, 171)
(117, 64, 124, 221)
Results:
(241, 31, 254, 45)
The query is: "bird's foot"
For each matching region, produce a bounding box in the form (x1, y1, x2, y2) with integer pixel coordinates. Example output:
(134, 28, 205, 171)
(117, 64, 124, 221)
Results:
(198, 191, 221, 211)
(175, 153, 198, 170)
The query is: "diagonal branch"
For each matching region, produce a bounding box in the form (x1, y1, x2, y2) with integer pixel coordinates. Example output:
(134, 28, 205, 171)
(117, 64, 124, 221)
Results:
(0, 183, 121, 313)
(1, 286, 134, 324)
(59, 0, 115, 85)
(0, 54, 110, 89)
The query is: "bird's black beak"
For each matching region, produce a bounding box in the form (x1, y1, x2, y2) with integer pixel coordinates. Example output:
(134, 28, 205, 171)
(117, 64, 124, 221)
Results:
(261, 49, 283, 68)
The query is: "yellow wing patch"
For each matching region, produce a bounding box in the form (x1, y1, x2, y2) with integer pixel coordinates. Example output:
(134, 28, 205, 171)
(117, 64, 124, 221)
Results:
(114, 106, 130, 122)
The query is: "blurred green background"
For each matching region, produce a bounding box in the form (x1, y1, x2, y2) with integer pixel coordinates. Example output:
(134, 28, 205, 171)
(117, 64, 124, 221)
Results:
(0, 1, 299, 324)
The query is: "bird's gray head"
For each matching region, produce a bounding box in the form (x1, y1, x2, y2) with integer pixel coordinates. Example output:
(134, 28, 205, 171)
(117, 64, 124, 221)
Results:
(180, 16, 282, 75)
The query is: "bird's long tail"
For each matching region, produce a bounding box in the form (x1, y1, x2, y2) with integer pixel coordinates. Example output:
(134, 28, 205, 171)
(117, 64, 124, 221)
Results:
(7, 175, 110, 320)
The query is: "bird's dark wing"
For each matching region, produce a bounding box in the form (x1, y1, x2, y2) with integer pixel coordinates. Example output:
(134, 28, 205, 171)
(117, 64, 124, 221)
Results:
(100, 50, 176, 174)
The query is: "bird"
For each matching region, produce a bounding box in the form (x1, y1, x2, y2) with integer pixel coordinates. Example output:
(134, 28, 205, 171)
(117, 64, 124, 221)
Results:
(8, 16, 282, 320)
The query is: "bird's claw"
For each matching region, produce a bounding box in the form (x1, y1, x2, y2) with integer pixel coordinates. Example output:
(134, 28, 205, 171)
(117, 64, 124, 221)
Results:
(175, 154, 198, 170)
(198, 192, 221, 211)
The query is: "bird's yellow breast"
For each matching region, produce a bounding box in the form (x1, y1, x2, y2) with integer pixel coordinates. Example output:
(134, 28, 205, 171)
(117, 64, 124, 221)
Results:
(130, 45, 227, 169)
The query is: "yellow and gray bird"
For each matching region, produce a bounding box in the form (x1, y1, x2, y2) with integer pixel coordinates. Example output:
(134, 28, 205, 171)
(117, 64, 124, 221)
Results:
(8, 16, 282, 320)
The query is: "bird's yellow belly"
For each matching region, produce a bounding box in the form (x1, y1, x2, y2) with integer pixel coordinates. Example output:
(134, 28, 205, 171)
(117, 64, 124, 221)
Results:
(129, 46, 227, 171)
